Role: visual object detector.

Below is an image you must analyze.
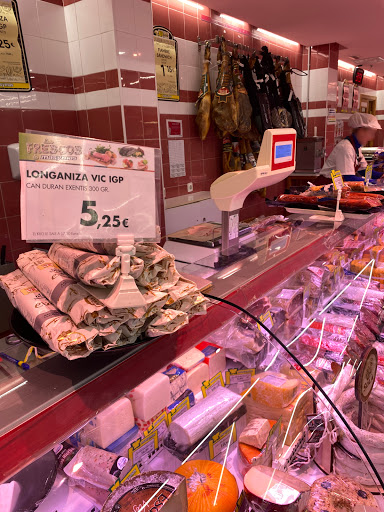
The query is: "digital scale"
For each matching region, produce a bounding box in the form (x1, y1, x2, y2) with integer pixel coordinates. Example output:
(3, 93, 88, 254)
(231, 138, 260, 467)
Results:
(165, 128, 297, 268)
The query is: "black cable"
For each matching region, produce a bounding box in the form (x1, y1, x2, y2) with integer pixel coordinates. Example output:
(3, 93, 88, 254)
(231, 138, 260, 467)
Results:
(313, 459, 329, 476)
(203, 292, 384, 491)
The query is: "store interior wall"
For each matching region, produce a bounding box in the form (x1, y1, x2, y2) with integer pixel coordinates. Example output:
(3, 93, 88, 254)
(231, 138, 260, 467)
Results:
(0, 0, 384, 256)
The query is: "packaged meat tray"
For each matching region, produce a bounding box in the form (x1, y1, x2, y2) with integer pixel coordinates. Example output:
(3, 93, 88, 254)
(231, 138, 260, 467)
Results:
(272, 288, 303, 316)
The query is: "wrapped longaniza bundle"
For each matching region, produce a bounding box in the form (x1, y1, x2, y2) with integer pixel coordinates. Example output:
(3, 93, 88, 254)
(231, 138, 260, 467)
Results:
(146, 309, 189, 337)
(48, 243, 144, 288)
(0, 270, 101, 359)
(135, 242, 179, 292)
(165, 277, 208, 315)
(17, 250, 130, 331)
(63, 241, 116, 255)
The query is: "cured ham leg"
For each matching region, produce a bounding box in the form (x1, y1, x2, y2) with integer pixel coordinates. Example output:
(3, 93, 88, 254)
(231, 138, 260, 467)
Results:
(195, 42, 212, 141)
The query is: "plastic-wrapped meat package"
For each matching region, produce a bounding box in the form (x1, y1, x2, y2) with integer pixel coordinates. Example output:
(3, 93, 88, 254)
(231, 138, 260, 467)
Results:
(0, 270, 101, 359)
(304, 295, 320, 320)
(209, 314, 270, 368)
(311, 314, 375, 344)
(236, 297, 272, 332)
(17, 249, 130, 330)
(376, 365, 384, 386)
(344, 275, 380, 290)
(64, 446, 128, 489)
(272, 288, 303, 316)
(297, 264, 330, 299)
(299, 333, 350, 359)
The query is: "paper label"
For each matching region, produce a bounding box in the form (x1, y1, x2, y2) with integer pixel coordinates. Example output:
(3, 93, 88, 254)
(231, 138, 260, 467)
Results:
(144, 411, 169, 445)
(0, 1, 31, 91)
(208, 423, 237, 460)
(201, 371, 225, 398)
(235, 491, 249, 512)
(19, 133, 157, 242)
(128, 430, 159, 467)
(331, 169, 344, 190)
(154, 28, 179, 101)
(257, 311, 274, 337)
(167, 394, 193, 423)
(109, 464, 141, 492)
(365, 162, 373, 185)
(225, 368, 255, 394)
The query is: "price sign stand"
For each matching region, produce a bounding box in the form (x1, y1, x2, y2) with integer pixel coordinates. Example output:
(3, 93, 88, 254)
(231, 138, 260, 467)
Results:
(365, 162, 373, 189)
(310, 170, 345, 223)
(19, 132, 159, 308)
(355, 347, 378, 430)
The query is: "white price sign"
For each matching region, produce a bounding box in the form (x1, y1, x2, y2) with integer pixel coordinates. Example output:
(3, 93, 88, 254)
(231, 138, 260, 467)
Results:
(19, 133, 157, 242)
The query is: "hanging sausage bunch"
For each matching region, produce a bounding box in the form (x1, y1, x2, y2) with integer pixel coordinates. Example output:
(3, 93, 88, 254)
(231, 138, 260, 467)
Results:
(195, 40, 306, 173)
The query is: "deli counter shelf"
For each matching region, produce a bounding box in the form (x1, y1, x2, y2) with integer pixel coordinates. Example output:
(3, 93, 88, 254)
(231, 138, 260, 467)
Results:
(0, 213, 375, 484)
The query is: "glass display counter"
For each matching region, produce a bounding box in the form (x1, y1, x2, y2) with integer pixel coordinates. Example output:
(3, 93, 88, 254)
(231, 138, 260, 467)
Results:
(1, 212, 384, 511)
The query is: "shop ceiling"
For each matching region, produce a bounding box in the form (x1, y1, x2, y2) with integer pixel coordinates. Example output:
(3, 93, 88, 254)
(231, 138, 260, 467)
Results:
(202, 0, 384, 75)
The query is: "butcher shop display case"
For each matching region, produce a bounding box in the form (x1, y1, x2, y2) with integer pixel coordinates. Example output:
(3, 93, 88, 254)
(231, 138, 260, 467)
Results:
(1, 212, 384, 511)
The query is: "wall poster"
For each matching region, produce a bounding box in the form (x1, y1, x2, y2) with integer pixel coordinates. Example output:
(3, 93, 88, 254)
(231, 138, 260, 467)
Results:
(153, 26, 179, 101)
(0, 0, 31, 91)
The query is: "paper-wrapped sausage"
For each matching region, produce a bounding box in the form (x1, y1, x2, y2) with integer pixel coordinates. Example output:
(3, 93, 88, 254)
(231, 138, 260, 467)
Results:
(48, 243, 144, 288)
(17, 250, 130, 330)
(0, 270, 100, 359)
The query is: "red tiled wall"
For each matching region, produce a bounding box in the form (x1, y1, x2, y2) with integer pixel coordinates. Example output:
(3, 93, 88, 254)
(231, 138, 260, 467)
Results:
(152, 0, 303, 200)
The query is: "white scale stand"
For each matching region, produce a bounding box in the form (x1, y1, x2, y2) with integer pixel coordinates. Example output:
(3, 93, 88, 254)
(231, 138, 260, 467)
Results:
(165, 129, 298, 266)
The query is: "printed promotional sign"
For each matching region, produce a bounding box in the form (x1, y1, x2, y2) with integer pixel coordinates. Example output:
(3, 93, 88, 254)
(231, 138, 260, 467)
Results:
(0, 0, 30, 91)
(153, 26, 179, 101)
(331, 169, 344, 191)
(19, 133, 157, 242)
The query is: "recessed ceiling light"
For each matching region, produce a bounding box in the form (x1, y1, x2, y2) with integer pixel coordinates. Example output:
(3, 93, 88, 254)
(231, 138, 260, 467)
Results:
(256, 28, 299, 46)
(219, 14, 245, 26)
(179, 0, 203, 9)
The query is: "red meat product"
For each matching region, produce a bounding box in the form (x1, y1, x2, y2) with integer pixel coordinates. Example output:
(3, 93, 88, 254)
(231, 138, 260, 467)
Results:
(300, 334, 347, 354)
(376, 365, 384, 386)
(272, 288, 303, 315)
(311, 314, 375, 343)
(277, 194, 320, 205)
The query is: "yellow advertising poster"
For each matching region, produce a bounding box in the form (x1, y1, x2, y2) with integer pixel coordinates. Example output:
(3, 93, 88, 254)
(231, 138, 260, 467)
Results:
(0, 0, 30, 91)
(153, 26, 179, 101)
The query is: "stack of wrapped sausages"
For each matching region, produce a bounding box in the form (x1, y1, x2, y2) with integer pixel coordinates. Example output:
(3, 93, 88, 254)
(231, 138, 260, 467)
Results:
(0, 242, 207, 359)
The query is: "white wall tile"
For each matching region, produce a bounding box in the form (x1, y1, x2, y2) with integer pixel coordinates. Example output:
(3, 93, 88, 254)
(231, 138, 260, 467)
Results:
(377, 90, 384, 111)
(136, 36, 156, 73)
(64, 4, 79, 43)
(75, 92, 87, 111)
(41, 39, 72, 77)
(134, 0, 153, 38)
(179, 65, 200, 92)
(79, 35, 104, 75)
(101, 31, 117, 71)
(112, 0, 135, 34)
(69, 41, 84, 77)
(49, 93, 76, 111)
(19, 91, 51, 110)
(140, 89, 157, 107)
(116, 31, 138, 69)
(158, 101, 195, 115)
(75, 0, 100, 40)
(0, 92, 20, 109)
(37, 0, 68, 42)
(17, 0, 40, 37)
(177, 38, 200, 69)
(98, 0, 114, 33)
(23, 35, 46, 74)
(85, 89, 108, 109)
(106, 87, 121, 106)
(121, 87, 141, 106)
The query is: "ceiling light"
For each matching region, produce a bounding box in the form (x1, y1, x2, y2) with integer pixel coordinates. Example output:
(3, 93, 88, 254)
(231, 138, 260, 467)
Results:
(365, 69, 376, 78)
(256, 28, 299, 46)
(179, 0, 203, 9)
(338, 60, 355, 70)
(118, 51, 125, 55)
(219, 14, 245, 26)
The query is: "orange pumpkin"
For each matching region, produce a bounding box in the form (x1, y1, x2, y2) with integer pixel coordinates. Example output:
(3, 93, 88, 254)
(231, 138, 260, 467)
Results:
(175, 459, 239, 512)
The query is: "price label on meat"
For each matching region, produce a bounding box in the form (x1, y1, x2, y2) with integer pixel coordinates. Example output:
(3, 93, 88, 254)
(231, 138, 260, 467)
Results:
(19, 133, 157, 242)
(154, 26, 179, 101)
(0, 0, 31, 91)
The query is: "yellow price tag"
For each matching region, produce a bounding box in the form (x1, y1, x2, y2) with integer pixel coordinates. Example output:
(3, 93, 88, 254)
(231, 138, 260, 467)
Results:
(365, 162, 373, 185)
(331, 170, 344, 190)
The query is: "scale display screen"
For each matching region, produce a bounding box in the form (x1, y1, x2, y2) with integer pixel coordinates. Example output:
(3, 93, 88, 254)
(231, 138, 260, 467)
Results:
(274, 141, 293, 163)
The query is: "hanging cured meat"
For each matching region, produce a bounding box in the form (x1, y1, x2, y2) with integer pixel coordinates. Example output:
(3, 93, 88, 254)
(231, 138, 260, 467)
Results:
(241, 53, 263, 135)
(232, 46, 252, 135)
(253, 54, 273, 132)
(212, 40, 238, 136)
(196, 42, 212, 141)
(280, 58, 306, 138)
